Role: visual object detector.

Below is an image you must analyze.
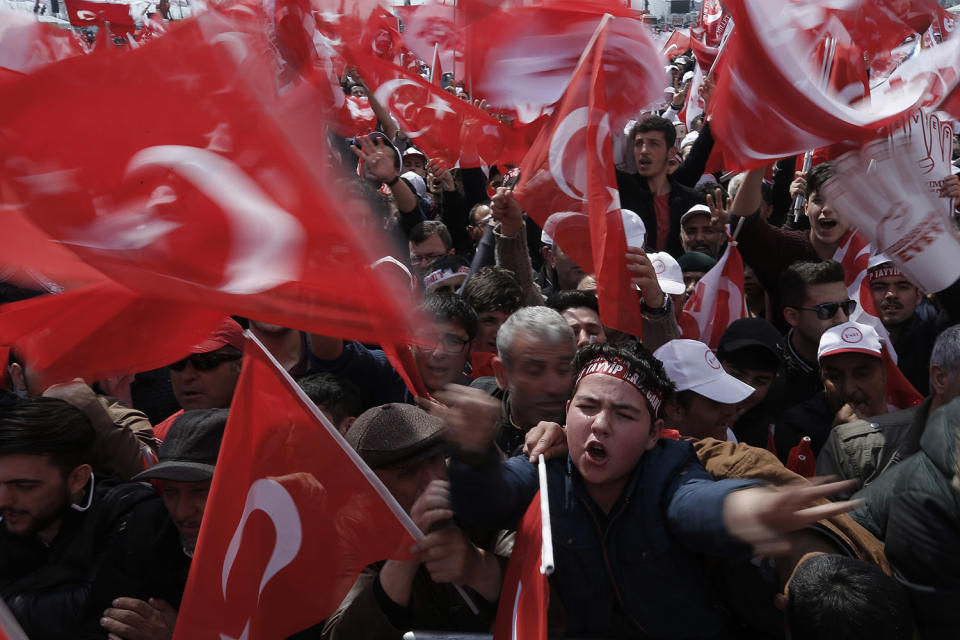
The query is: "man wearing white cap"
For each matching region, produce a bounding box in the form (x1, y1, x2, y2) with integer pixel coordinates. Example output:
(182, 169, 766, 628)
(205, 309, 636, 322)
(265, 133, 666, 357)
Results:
(654, 339, 755, 442)
(778, 321, 889, 457)
(680, 203, 724, 259)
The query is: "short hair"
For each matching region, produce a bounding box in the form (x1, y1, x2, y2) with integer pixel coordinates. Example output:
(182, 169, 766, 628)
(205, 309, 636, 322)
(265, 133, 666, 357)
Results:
(572, 342, 675, 418)
(546, 290, 600, 315)
(410, 220, 453, 251)
(421, 292, 479, 341)
(778, 260, 845, 310)
(806, 162, 834, 198)
(496, 306, 575, 369)
(468, 202, 492, 226)
(787, 554, 914, 640)
(297, 373, 362, 426)
(0, 397, 95, 475)
(931, 324, 960, 376)
(424, 254, 470, 276)
(460, 266, 524, 315)
(630, 114, 677, 149)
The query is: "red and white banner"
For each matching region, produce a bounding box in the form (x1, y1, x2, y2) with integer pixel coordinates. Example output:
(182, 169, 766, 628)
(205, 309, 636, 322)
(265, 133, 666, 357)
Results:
(679, 237, 748, 349)
(394, 2, 462, 79)
(63, 0, 136, 29)
(0, 9, 420, 348)
(661, 28, 690, 58)
(493, 492, 549, 640)
(175, 335, 419, 639)
(886, 109, 956, 217)
(515, 17, 646, 340)
(0, 10, 86, 81)
(696, 0, 733, 48)
(710, 0, 960, 170)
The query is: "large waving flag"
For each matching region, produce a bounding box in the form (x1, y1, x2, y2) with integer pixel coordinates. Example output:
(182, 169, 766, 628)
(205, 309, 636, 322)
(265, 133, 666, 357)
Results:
(695, 0, 734, 48)
(679, 236, 748, 348)
(709, 0, 960, 170)
(0, 8, 419, 348)
(175, 335, 419, 639)
(515, 16, 646, 339)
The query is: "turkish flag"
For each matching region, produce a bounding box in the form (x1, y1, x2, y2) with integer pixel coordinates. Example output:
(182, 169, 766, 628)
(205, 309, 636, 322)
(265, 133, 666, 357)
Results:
(661, 28, 690, 58)
(350, 51, 528, 167)
(785, 437, 816, 478)
(462, 1, 663, 128)
(516, 18, 644, 340)
(394, 3, 462, 80)
(0, 9, 420, 348)
(175, 335, 418, 640)
(493, 493, 549, 640)
(709, 0, 952, 171)
(696, 0, 733, 48)
(0, 11, 86, 81)
(0, 282, 226, 390)
(63, 0, 136, 29)
(679, 235, 748, 349)
(359, 5, 403, 62)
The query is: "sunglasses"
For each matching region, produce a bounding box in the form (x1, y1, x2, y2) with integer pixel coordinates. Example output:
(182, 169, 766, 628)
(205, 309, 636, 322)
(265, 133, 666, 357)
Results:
(169, 352, 241, 372)
(793, 299, 857, 320)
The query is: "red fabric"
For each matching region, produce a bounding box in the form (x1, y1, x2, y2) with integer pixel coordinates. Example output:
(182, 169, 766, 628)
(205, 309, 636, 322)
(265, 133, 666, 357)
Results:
(63, 0, 136, 29)
(661, 28, 691, 58)
(785, 437, 816, 477)
(0, 284, 226, 391)
(661, 428, 681, 441)
(430, 43, 443, 87)
(696, 0, 733, 48)
(653, 194, 671, 252)
(359, 5, 403, 62)
(469, 350, 496, 379)
(494, 492, 548, 640)
(0, 9, 420, 350)
(344, 95, 378, 135)
(349, 51, 528, 167)
(174, 338, 417, 640)
(152, 409, 182, 442)
(680, 237, 749, 349)
(515, 19, 646, 340)
(0, 13, 86, 80)
(394, 3, 462, 79)
(882, 345, 924, 411)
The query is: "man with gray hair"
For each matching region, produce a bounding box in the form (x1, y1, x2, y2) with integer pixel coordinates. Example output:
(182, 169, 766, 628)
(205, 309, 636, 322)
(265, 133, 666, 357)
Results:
(469, 306, 576, 456)
(818, 324, 960, 492)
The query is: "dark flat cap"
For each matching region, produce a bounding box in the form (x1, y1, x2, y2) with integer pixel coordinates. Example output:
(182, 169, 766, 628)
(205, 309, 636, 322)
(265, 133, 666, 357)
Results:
(346, 403, 445, 470)
(133, 409, 228, 482)
(677, 251, 717, 273)
(717, 318, 785, 370)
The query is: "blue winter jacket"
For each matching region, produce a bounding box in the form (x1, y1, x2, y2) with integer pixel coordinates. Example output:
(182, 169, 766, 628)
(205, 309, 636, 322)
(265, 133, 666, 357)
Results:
(449, 438, 761, 639)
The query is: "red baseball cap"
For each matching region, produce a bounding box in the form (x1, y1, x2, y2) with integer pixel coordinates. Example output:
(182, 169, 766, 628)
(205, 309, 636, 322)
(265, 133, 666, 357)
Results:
(190, 317, 245, 354)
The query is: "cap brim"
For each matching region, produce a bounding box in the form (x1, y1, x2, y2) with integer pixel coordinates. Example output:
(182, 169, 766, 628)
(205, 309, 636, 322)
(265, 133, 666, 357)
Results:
(659, 280, 686, 295)
(689, 374, 755, 404)
(133, 461, 216, 483)
(819, 347, 882, 362)
(719, 338, 779, 357)
(370, 440, 447, 471)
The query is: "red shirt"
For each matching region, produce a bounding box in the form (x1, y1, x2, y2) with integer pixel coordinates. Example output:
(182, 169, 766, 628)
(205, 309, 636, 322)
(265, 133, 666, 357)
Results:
(653, 193, 670, 251)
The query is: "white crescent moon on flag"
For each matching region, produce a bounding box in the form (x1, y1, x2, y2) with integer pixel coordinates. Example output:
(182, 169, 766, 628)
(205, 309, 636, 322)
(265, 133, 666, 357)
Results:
(76, 9, 96, 19)
(373, 78, 433, 138)
(548, 108, 612, 202)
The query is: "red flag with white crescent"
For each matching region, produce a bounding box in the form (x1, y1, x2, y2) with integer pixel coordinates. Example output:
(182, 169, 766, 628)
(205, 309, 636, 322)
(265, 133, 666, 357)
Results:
(493, 492, 549, 640)
(697, 0, 733, 47)
(661, 28, 690, 58)
(515, 17, 646, 339)
(679, 235, 748, 349)
(0, 9, 420, 348)
(174, 335, 418, 640)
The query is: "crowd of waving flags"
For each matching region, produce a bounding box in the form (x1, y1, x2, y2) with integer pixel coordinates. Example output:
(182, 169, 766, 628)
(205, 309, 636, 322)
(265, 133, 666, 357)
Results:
(1, 0, 959, 637)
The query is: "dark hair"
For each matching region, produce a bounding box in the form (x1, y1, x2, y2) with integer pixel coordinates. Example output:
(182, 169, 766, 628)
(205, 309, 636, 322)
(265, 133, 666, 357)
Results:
(297, 373, 362, 426)
(572, 342, 675, 417)
(806, 162, 834, 198)
(410, 220, 453, 251)
(468, 202, 492, 226)
(421, 292, 479, 341)
(631, 114, 677, 149)
(787, 554, 914, 640)
(0, 397, 95, 475)
(461, 266, 524, 315)
(778, 260, 845, 310)
(424, 254, 470, 275)
(695, 181, 725, 201)
(546, 290, 600, 315)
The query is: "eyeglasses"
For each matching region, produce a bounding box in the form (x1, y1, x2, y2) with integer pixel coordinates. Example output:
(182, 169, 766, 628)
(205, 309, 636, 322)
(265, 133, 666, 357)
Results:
(792, 299, 857, 320)
(410, 252, 447, 266)
(169, 352, 242, 372)
(414, 332, 470, 354)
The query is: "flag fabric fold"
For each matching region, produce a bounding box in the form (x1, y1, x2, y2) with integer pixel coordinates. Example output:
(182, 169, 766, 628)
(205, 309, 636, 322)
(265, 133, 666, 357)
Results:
(174, 335, 419, 640)
(679, 236, 748, 349)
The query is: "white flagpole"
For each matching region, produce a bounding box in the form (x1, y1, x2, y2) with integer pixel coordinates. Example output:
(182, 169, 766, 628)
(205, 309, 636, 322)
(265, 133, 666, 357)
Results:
(537, 454, 554, 576)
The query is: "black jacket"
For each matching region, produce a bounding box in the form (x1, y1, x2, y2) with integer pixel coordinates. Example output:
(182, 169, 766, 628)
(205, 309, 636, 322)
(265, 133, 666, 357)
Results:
(615, 171, 705, 258)
(0, 479, 160, 640)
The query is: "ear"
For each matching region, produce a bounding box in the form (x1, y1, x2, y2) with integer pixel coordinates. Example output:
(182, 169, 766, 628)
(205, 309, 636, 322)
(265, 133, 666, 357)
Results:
(541, 246, 555, 269)
(67, 463, 92, 496)
(491, 356, 509, 391)
(930, 363, 947, 396)
(338, 416, 356, 436)
(9, 363, 26, 394)
(782, 306, 799, 329)
(647, 418, 664, 450)
(773, 592, 788, 612)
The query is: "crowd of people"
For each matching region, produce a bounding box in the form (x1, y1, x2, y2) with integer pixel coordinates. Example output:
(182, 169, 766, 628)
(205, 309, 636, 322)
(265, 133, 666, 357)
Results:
(3, 8, 960, 640)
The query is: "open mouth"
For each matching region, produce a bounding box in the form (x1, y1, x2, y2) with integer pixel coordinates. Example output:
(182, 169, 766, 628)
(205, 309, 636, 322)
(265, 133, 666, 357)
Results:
(637, 158, 652, 170)
(585, 441, 608, 463)
(818, 218, 838, 230)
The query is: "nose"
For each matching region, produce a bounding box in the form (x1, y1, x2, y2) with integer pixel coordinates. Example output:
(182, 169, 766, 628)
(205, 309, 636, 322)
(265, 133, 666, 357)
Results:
(576, 330, 591, 349)
(172, 496, 199, 522)
(833, 306, 850, 325)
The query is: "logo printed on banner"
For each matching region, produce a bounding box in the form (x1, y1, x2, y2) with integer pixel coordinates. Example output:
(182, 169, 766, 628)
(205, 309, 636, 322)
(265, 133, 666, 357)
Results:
(841, 327, 863, 343)
(705, 350, 721, 369)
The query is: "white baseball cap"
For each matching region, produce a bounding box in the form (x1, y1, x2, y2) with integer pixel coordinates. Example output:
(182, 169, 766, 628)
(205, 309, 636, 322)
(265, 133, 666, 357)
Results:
(818, 321, 882, 361)
(648, 251, 685, 295)
(654, 339, 755, 403)
(680, 203, 712, 226)
(541, 209, 645, 248)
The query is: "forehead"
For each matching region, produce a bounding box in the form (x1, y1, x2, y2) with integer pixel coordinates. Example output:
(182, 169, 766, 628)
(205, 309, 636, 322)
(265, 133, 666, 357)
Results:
(562, 306, 601, 325)
(410, 234, 447, 254)
(871, 275, 914, 287)
(804, 281, 848, 304)
(433, 318, 469, 340)
(403, 154, 425, 165)
(682, 214, 712, 229)
(573, 373, 650, 414)
(821, 352, 882, 373)
(0, 453, 59, 478)
(510, 331, 574, 362)
(634, 130, 666, 144)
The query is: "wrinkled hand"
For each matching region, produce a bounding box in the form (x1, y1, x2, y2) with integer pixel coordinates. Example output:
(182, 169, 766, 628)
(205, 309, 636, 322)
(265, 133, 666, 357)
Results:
(426, 158, 455, 192)
(706, 187, 728, 228)
(352, 134, 398, 183)
(625, 247, 665, 309)
(490, 186, 524, 237)
(409, 479, 454, 535)
(418, 523, 481, 583)
(832, 402, 863, 428)
(523, 421, 568, 463)
(940, 174, 960, 201)
(789, 171, 807, 201)
(723, 478, 861, 556)
(101, 598, 177, 640)
(431, 384, 502, 454)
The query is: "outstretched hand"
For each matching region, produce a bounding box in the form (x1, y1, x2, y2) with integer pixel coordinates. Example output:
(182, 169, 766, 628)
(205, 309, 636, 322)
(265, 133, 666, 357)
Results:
(429, 384, 502, 454)
(351, 134, 398, 183)
(625, 246, 665, 309)
(490, 186, 525, 237)
(723, 478, 861, 556)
